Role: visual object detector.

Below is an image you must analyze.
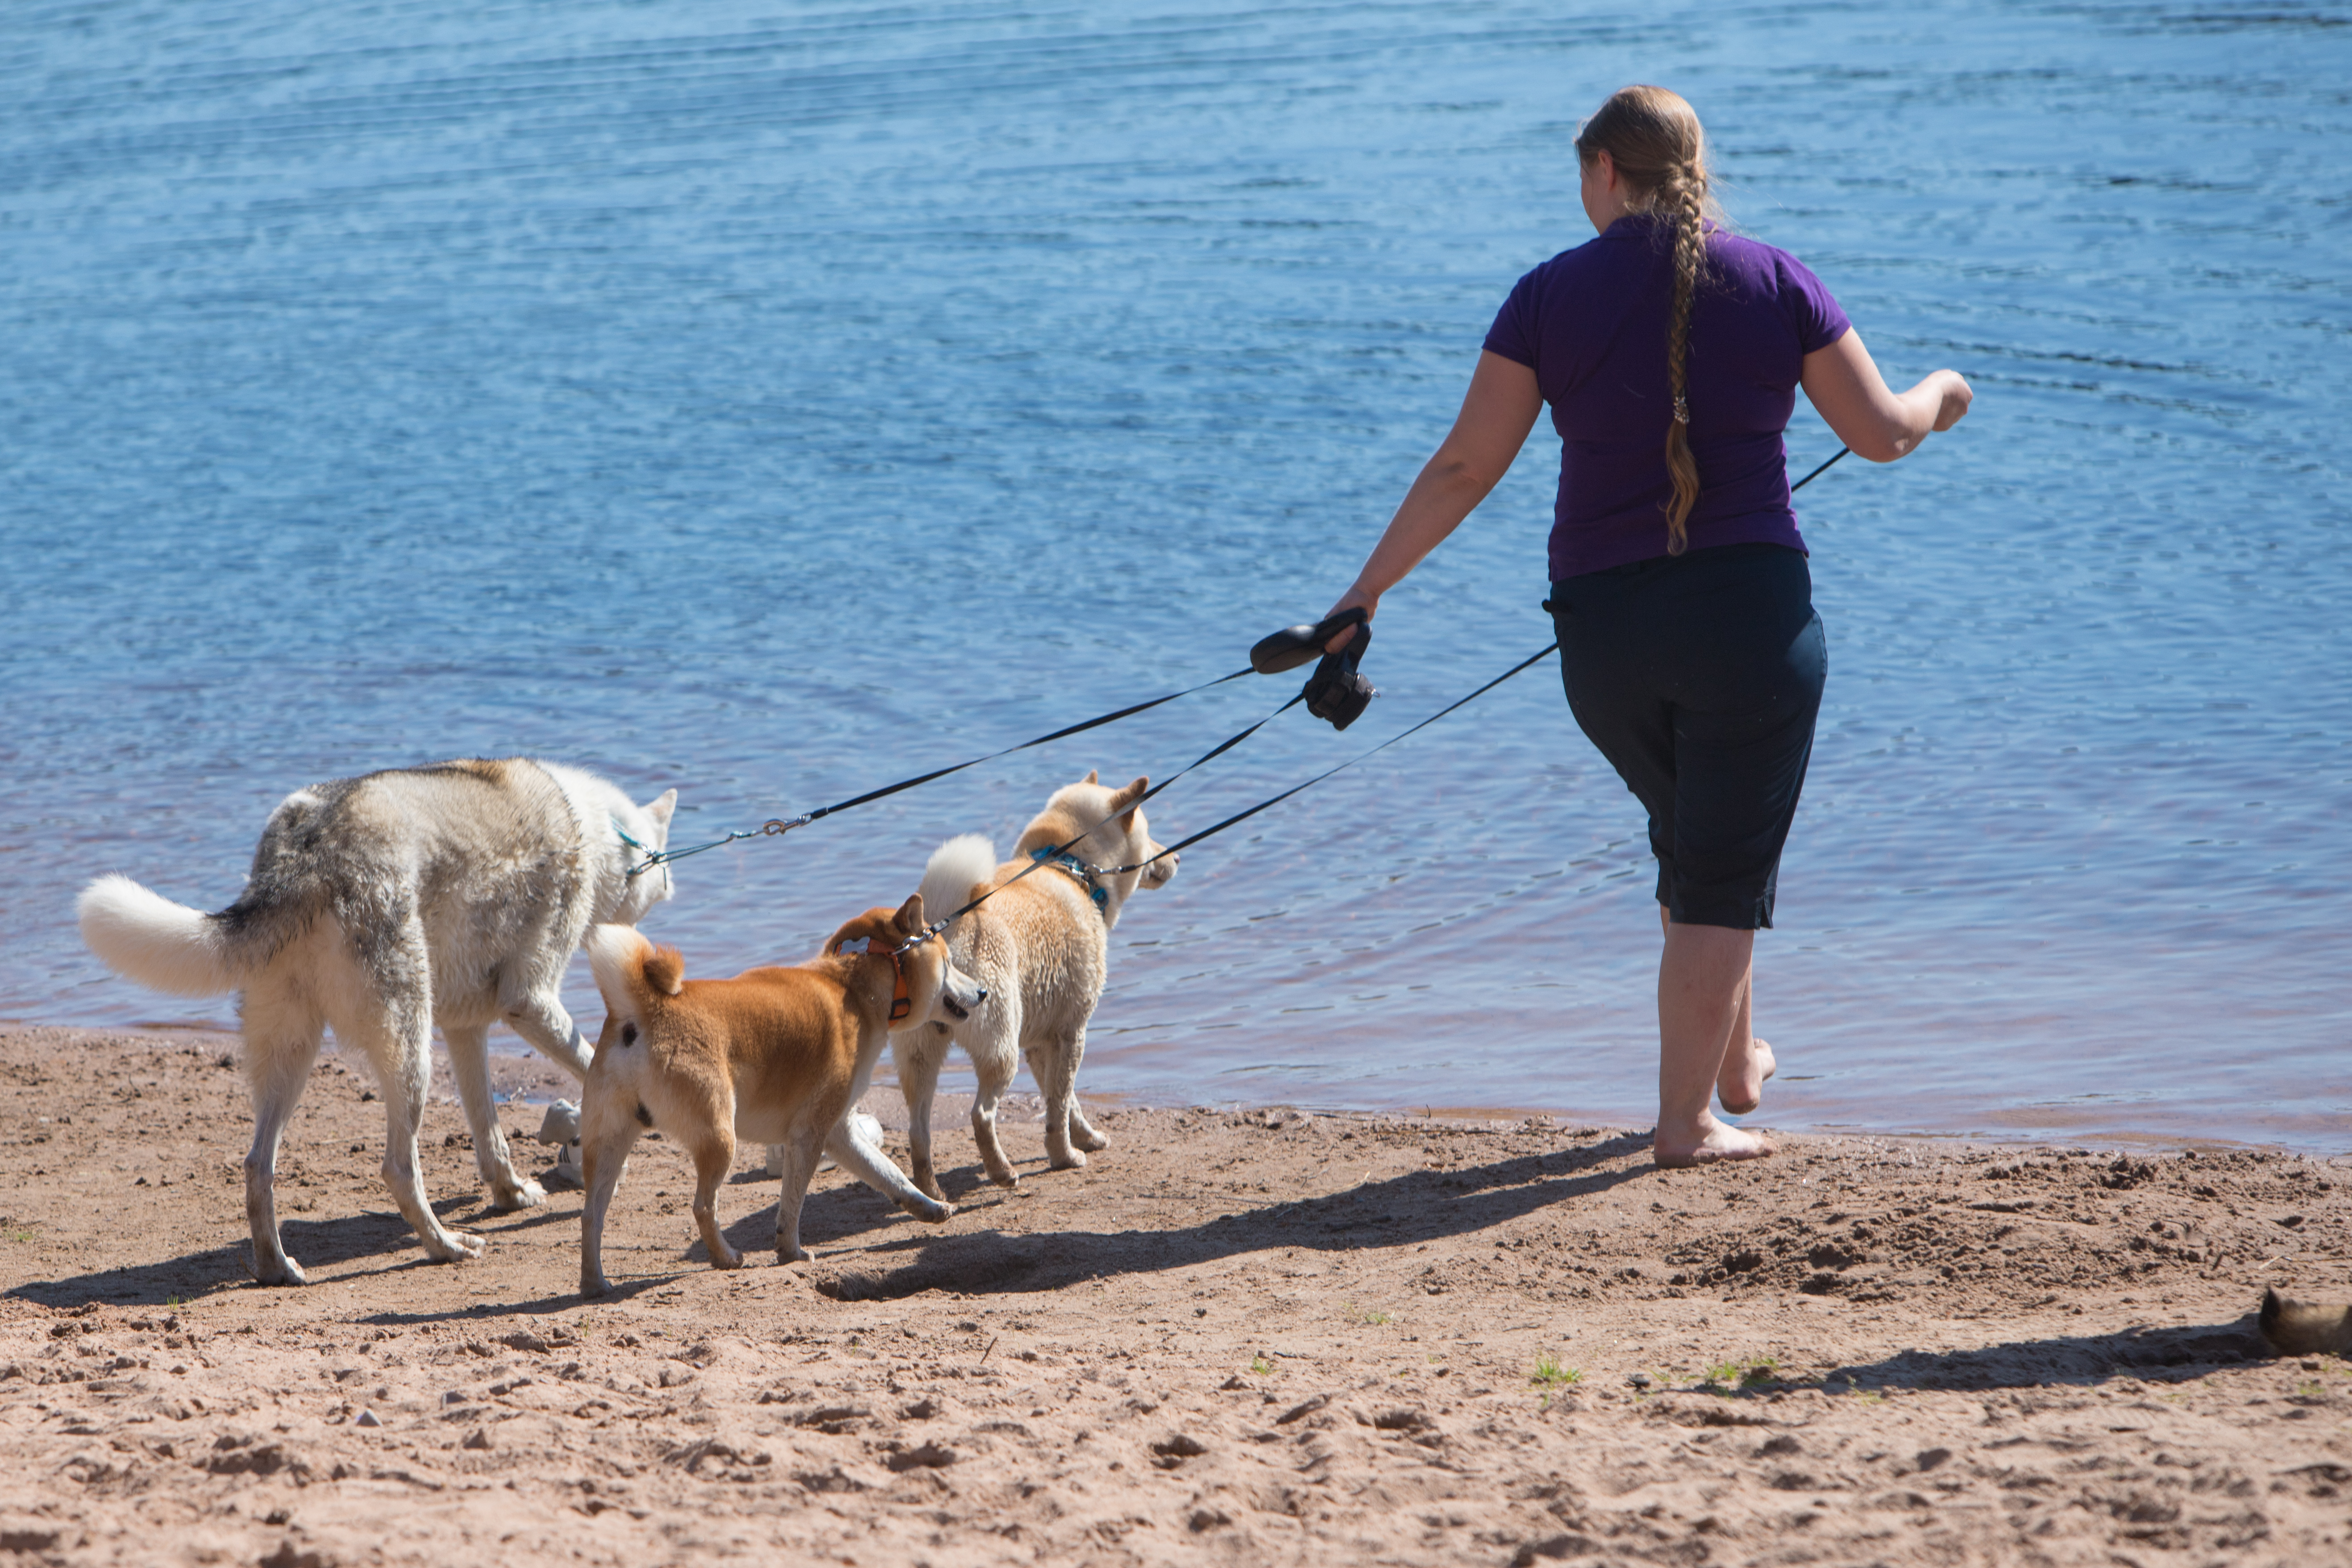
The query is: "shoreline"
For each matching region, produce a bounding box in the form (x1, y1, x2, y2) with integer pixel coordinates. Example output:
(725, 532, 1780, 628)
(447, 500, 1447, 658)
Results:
(2, 1025, 2349, 1565)
(12, 1019, 2338, 1162)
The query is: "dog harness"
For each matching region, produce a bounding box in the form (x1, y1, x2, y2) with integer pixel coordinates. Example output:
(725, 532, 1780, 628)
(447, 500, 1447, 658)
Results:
(1029, 846, 1110, 915)
(833, 935, 912, 1021)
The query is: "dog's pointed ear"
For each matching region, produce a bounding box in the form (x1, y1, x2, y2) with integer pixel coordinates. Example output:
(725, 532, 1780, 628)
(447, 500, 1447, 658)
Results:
(1081, 769, 1099, 785)
(895, 894, 925, 936)
(1109, 775, 1149, 826)
(644, 789, 678, 829)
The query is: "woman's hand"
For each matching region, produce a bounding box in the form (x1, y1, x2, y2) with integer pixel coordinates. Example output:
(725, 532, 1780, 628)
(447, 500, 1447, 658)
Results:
(1799, 329, 1971, 462)
(1323, 350, 1542, 650)
(1927, 368, 1974, 432)
(1320, 587, 1379, 652)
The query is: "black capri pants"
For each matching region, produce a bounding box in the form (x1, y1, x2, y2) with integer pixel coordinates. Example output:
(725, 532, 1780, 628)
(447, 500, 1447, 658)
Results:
(1550, 542, 1827, 931)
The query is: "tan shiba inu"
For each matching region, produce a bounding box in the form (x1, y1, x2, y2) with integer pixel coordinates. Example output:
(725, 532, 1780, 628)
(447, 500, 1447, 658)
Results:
(578, 896, 984, 1298)
(890, 772, 1176, 1198)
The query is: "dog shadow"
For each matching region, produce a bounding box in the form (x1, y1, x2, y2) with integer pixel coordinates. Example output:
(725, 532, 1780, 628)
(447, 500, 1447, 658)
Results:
(804, 1133, 1655, 1301)
(2, 1196, 580, 1308)
(1816, 1314, 2276, 1393)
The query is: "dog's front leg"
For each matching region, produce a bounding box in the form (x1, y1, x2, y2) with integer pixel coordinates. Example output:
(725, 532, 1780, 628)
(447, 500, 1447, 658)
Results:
(443, 1022, 545, 1210)
(825, 1112, 953, 1225)
(501, 989, 594, 1081)
(892, 1027, 952, 1202)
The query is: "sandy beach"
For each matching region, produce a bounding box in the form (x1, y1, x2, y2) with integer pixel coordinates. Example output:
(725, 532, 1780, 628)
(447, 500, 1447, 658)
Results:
(1, 1024, 2347, 1567)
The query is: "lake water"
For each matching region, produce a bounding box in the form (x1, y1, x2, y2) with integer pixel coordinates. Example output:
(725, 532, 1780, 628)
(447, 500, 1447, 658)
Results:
(4, 1, 2347, 1152)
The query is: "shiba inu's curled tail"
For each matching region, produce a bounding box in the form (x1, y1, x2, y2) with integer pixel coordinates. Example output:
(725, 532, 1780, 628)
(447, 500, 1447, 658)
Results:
(585, 923, 685, 1032)
(77, 874, 274, 996)
(918, 834, 1000, 929)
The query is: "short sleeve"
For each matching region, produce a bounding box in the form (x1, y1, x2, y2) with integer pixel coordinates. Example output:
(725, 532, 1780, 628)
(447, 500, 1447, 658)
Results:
(1778, 251, 1850, 355)
(1482, 266, 1542, 370)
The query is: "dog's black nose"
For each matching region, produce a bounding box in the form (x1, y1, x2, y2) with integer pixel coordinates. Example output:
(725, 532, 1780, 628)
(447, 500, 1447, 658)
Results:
(973, 989, 988, 1003)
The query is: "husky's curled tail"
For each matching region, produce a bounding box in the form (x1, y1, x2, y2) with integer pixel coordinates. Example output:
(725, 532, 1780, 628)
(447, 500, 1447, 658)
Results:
(917, 834, 1001, 931)
(77, 873, 289, 996)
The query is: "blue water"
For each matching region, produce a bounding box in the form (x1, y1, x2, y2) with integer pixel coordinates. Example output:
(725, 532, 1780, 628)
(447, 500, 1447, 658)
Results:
(3, 1, 2347, 1151)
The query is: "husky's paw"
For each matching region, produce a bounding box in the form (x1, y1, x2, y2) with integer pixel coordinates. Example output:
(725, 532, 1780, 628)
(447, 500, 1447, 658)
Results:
(709, 1247, 745, 1271)
(775, 1243, 810, 1265)
(582, 1273, 611, 1300)
(1047, 1148, 1089, 1171)
(902, 1195, 956, 1225)
(422, 1229, 488, 1263)
(253, 1253, 310, 1288)
(490, 1177, 549, 1211)
(1072, 1125, 1110, 1153)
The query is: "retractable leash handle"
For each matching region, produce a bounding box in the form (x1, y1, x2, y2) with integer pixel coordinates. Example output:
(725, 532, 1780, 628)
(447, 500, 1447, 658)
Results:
(1251, 605, 1376, 731)
(1249, 605, 1366, 674)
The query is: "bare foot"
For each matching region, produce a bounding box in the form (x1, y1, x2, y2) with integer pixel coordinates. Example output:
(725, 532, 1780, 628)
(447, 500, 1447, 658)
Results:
(1718, 1037, 1777, 1117)
(1654, 1117, 1776, 1169)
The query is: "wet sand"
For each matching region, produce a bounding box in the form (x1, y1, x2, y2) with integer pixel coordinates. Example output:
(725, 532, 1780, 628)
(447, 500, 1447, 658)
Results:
(1, 1025, 2348, 1566)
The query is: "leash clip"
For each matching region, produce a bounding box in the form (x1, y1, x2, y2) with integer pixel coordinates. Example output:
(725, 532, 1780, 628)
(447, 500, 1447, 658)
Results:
(1031, 846, 1111, 911)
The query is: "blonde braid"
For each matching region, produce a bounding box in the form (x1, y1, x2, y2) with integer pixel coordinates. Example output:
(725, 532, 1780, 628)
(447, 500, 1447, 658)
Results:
(1658, 168, 1710, 554)
(1574, 85, 1721, 554)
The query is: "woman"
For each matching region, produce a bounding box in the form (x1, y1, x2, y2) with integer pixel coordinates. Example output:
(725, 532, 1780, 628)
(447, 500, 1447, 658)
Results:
(1324, 86, 1971, 1167)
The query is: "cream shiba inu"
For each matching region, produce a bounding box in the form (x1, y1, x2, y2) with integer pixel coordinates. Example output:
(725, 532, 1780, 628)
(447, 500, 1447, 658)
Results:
(77, 758, 677, 1284)
(891, 772, 1176, 1197)
(578, 897, 984, 1298)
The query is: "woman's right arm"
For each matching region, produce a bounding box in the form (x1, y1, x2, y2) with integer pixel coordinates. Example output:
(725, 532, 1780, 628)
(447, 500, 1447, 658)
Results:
(1799, 328, 1972, 463)
(1323, 349, 1543, 646)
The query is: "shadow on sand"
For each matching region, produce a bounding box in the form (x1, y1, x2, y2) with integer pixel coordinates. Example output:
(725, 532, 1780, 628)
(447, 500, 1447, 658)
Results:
(796, 1133, 1657, 1301)
(3, 1196, 580, 1310)
(1817, 1315, 2273, 1392)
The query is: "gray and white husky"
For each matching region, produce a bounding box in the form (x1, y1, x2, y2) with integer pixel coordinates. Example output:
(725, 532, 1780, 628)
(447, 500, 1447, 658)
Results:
(78, 757, 677, 1285)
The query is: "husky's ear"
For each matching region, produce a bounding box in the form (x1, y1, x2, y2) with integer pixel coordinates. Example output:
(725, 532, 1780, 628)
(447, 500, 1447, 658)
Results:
(895, 894, 926, 936)
(1081, 769, 1099, 785)
(643, 789, 677, 830)
(1108, 776, 1150, 826)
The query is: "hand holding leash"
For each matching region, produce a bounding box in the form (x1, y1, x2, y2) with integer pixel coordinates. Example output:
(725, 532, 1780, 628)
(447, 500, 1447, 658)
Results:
(1250, 605, 1377, 732)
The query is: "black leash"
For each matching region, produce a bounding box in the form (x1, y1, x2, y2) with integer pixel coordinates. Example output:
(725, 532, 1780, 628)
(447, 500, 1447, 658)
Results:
(1791, 445, 1850, 491)
(623, 665, 1254, 874)
(636, 447, 1852, 886)
(969, 442, 1853, 896)
(1108, 641, 1560, 875)
(899, 687, 1309, 947)
(902, 642, 1558, 950)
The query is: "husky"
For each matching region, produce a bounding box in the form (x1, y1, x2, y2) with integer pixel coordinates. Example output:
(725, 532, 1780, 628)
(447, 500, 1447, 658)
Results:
(889, 771, 1176, 1197)
(77, 758, 677, 1285)
(577, 898, 984, 1298)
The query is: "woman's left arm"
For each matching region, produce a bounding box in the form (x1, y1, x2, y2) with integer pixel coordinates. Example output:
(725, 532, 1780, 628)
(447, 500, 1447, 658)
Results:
(1799, 328, 1971, 463)
(1323, 349, 1542, 647)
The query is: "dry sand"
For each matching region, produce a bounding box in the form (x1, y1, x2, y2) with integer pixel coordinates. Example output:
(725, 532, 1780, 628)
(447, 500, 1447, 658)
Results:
(2, 1024, 2348, 1567)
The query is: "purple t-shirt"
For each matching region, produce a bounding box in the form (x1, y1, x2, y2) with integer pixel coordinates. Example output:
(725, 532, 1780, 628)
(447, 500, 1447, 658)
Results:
(1484, 215, 1850, 579)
